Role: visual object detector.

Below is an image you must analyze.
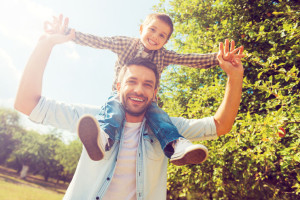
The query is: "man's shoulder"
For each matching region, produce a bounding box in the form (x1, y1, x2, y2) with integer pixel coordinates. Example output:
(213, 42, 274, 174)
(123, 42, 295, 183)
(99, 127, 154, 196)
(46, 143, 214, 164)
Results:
(170, 116, 217, 140)
(30, 96, 101, 122)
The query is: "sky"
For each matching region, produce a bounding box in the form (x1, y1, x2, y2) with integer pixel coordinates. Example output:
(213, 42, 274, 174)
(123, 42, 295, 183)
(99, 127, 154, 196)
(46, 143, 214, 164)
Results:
(0, 0, 161, 141)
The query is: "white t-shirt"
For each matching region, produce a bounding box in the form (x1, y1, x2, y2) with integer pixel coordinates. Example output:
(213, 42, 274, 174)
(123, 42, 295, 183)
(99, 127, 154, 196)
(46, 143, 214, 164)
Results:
(102, 122, 142, 200)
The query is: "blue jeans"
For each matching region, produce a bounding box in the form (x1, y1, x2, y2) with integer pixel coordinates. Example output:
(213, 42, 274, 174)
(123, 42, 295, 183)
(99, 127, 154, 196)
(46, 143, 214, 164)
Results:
(97, 92, 183, 158)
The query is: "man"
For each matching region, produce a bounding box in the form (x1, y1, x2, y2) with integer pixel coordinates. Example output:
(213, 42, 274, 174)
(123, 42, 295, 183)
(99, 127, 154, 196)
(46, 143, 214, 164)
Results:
(14, 19, 244, 199)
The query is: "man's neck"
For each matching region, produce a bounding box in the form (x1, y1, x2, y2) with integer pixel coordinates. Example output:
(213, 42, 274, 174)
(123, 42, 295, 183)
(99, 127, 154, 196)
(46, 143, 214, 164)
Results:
(125, 113, 145, 123)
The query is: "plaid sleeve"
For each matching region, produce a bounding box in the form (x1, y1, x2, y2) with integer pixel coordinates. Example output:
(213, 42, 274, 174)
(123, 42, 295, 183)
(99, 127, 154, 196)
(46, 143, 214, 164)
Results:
(164, 49, 219, 69)
(72, 30, 133, 55)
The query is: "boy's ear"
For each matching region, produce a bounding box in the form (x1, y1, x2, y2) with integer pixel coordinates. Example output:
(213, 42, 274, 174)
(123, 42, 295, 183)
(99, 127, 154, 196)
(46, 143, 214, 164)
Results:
(139, 25, 143, 35)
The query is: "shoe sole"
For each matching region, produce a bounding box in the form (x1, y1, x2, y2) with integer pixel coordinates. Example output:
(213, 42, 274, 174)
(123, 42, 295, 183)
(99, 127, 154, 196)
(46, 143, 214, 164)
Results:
(170, 145, 208, 166)
(77, 115, 104, 161)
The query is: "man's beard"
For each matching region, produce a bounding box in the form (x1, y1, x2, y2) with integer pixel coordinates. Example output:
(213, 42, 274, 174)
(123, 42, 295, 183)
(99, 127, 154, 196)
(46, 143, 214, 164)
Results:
(122, 93, 153, 117)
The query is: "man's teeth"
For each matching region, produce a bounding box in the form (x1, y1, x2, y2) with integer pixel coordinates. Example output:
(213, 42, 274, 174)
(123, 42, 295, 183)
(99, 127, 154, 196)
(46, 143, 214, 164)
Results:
(130, 97, 143, 102)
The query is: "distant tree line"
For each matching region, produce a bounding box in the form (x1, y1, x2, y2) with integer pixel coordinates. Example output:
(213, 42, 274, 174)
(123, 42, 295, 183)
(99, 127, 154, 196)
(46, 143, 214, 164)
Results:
(0, 108, 82, 183)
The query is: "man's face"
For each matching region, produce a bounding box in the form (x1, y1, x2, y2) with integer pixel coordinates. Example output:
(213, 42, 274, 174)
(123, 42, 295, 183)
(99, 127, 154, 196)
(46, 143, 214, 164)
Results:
(139, 18, 171, 52)
(117, 65, 157, 122)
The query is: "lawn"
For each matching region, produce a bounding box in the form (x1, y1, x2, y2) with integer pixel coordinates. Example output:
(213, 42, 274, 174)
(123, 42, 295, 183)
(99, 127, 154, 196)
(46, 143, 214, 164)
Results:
(0, 166, 67, 200)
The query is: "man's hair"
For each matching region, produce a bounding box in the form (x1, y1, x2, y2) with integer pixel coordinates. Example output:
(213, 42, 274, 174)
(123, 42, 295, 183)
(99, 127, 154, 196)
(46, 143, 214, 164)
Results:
(118, 58, 159, 89)
(142, 13, 174, 40)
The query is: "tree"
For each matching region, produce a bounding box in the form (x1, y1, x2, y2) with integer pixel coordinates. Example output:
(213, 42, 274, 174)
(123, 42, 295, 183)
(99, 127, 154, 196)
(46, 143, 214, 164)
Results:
(35, 133, 65, 181)
(56, 139, 82, 183)
(12, 130, 42, 179)
(0, 108, 24, 165)
(155, 0, 300, 199)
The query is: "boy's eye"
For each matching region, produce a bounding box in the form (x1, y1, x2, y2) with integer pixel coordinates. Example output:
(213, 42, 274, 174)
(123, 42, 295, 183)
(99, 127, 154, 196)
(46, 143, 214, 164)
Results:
(149, 28, 155, 32)
(160, 34, 165, 39)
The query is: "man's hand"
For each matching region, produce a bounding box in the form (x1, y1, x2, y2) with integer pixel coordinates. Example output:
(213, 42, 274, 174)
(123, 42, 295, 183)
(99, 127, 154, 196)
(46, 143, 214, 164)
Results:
(42, 14, 75, 46)
(214, 41, 244, 136)
(14, 14, 75, 115)
(221, 39, 245, 65)
(217, 41, 244, 78)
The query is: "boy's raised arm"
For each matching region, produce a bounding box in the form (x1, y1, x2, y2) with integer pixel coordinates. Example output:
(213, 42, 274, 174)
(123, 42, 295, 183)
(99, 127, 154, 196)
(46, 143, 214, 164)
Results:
(164, 39, 243, 69)
(47, 14, 134, 54)
(14, 17, 75, 115)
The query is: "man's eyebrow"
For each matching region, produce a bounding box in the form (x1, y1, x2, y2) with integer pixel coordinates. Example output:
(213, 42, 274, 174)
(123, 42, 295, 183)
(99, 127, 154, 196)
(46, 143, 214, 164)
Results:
(126, 77, 138, 81)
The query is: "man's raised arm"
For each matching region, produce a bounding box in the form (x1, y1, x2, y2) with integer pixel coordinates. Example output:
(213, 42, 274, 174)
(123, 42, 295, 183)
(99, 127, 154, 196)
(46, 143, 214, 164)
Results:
(14, 16, 75, 115)
(214, 42, 244, 136)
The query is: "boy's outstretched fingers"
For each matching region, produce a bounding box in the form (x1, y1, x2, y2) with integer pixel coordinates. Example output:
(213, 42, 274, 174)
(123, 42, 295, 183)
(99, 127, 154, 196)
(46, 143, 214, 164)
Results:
(44, 14, 69, 35)
(44, 21, 53, 34)
(217, 42, 225, 64)
(230, 40, 235, 52)
(238, 46, 245, 58)
(224, 39, 229, 55)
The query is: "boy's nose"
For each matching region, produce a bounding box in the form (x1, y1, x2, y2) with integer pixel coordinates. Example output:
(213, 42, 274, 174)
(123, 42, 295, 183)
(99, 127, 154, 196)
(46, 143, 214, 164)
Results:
(151, 34, 159, 42)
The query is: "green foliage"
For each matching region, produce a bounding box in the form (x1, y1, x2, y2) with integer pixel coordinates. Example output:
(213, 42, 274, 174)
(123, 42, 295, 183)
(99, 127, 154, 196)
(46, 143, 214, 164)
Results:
(55, 139, 82, 182)
(155, 0, 300, 199)
(0, 108, 24, 165)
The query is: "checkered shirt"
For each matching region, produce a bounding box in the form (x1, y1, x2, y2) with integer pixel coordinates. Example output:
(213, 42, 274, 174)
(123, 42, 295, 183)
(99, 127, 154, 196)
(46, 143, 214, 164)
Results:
(73, 31, 219, 90)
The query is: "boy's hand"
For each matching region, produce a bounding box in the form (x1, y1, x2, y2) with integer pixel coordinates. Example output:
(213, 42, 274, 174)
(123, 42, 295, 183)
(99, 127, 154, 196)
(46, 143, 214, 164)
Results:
(217, 42, 244, 78)
(42, 14, 75, 45)
(222, 39, 245, 65)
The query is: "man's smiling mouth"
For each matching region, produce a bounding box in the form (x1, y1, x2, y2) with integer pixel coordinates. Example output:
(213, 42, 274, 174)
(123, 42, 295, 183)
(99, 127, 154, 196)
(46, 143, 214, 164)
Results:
(129, 97, 144, 102)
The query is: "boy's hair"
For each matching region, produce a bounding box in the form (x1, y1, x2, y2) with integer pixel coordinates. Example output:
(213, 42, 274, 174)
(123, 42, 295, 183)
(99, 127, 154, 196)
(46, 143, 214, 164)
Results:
(143, 13, 174, 40)
(118, 58, 159, 89)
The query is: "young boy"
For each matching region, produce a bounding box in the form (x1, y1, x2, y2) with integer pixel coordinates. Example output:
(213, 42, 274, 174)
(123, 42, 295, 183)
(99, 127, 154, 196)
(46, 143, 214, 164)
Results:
(45, 13, 242, 166)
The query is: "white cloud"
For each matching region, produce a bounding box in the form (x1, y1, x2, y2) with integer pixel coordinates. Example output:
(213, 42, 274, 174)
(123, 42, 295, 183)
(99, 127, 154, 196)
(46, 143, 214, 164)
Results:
(65, 43, 80, 60)
(0, 98, 15, 109)
(0, 48, 20, 100)
(0, 0, 54, 47)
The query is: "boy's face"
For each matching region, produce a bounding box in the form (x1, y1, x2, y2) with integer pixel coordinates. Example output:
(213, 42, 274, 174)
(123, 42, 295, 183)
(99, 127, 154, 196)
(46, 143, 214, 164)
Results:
(139, 18, 171, 51)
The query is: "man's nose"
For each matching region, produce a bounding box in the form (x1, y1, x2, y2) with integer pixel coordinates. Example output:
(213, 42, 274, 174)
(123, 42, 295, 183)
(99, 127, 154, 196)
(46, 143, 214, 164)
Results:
(134, 83, 144, 95)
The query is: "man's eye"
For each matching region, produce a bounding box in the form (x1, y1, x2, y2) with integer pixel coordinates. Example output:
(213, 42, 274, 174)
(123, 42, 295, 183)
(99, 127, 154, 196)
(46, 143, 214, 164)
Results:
(145, 83, 153, 88)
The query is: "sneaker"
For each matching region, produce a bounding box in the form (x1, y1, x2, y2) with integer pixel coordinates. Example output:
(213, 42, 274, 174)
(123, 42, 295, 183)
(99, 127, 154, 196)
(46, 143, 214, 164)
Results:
(77, 114, 105, 161)
(170, 138, 208, 166)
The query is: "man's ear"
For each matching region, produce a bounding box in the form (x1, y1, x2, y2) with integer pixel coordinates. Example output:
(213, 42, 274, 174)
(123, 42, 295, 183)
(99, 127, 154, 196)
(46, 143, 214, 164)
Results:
(153, 88, 158, 100)
(116, 82, 121, 93)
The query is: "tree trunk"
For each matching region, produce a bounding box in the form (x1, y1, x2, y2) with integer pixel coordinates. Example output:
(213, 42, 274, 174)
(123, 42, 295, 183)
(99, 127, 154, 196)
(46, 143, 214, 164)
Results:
(19, 165, 29, 179)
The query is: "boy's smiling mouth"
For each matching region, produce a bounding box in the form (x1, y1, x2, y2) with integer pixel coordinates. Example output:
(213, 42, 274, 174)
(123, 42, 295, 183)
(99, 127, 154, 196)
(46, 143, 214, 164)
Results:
(148, 39, 157, 46)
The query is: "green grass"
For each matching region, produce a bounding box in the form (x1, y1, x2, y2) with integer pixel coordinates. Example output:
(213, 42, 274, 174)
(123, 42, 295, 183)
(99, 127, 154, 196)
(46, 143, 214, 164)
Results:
(0, 167, 66, 200)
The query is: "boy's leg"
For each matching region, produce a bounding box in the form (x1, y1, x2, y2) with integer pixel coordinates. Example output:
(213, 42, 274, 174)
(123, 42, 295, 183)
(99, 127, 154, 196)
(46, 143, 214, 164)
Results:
(145, 102, 208, 166)
(77, 92, 124, 161)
